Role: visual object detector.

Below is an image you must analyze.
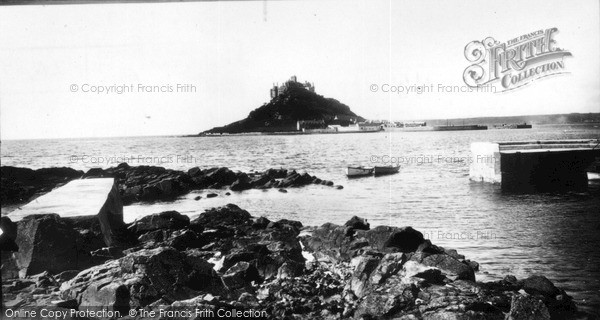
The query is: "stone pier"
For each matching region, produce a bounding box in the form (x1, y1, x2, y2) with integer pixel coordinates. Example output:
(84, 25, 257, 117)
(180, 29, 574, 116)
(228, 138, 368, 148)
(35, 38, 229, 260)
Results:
(470, 139, 600, 191)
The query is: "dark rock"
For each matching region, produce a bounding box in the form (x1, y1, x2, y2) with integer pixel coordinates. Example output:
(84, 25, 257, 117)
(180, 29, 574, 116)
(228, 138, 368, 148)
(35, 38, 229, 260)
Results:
(278, 188, 288, 193)
(444, 248, 465, 260)
(55, 270, 81, 283)
(277, 261, 304, 279)
(335, 185, 344, 189)
(188, 167, 202, 177)
(522, 275, 560, 298)
(13, 214, 82, 276)
(90, 246, 124, 261)
(420, 254, 475, 281)
(205, 167, 238, 186)
(0, 216, 18, 251)
(82, 167, 108, 179)
(370, 252, 405, 285)
(253, 217, 271, 229)
(60, 247, 224, 311)
(265, 168, 287, 179)
(221, 251, 258, 272)
(206, 193, 218, 198)
(116, 162, 130, 170)
(191, 204, 252, 229)
(301, 222, 360, 263)
(140, 185, 161, 200)
(354, 225, 425, 253)
(31, 271, 59, 287)
(508, 295, 551, 320)
(55, 299, 78, 309)
(412, 268, 445, 284)
(415, 239, 445, 254)
(137, 229, 165, 243)
(3, 201, 581, 320)
(167, 230, 205, 250)
(384, 226, 425, 252)
(344, 216, 370, 231)
(230, 178, 252, 191)
(465, 259, 480, 272)
(238, 292, 259, 307)
(268, 219, 303, 232)
(0, 216, 18, 240)
(349, 254, 381, 298)
(354, 278, 418, 318)
(128, 210, 190, 235)
(249, 174, 271, 188)
(194, 196, 201, 200)
(222, 261, 261, 290)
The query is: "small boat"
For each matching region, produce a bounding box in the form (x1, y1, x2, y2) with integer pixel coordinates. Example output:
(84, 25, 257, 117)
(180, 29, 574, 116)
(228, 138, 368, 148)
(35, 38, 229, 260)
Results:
(374, 165, 400, 176)
(346, 166, 374, 177)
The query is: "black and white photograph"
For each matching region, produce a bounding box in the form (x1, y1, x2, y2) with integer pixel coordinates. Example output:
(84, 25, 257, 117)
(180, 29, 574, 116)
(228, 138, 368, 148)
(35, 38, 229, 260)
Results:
(1, 0, 599, 319)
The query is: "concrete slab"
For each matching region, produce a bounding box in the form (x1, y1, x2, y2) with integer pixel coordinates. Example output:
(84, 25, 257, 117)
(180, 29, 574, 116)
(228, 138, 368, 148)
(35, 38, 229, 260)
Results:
(8, 178, 117, 221)
(470, 139, 600, 191)
(7, 178, 124, 246)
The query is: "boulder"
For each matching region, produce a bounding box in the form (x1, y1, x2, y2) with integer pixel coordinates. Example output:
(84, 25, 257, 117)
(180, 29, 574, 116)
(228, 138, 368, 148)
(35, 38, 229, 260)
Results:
(167, 230, 206, 250)
(420, 254, 475, 281)
(60, 247, 224, 312)
(222, 261, 261, 290)
(187, 166, 202, 177)
(230, 178, 252, 191)
(128, 211, 190, 235)
(344, 216, 370, 231)
(205, 167, 238, 185)
(522, 275, 560, 298)
(508, 295, 551, 320)
(383, 227, 425, 252)
(13, 214, 81, 276)
(249, 174, 271, 188)
(82, 167, 108, 179)
(370, 252, 405, 285)
(253, 217, 271, 229)
(276, 261, 304, 279)
(354, 277, 419, 318)
(349, 254, 381, 298)
(301, 222, 357, 263)
(0, 216, 18, 251)
(190, 204, 252, 229)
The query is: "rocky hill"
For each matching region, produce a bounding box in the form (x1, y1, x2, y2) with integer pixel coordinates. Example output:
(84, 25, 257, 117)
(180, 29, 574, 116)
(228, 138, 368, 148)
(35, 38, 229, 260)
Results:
(202, 81, 363, 134)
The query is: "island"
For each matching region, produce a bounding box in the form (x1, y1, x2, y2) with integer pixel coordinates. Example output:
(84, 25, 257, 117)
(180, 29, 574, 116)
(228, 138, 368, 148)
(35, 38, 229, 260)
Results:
(201, 76, 383, 135)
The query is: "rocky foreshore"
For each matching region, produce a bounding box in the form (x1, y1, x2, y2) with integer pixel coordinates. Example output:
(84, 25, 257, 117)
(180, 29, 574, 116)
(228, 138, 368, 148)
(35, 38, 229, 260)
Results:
(0, 204, 588, 320)
(0, 164, 341, 207)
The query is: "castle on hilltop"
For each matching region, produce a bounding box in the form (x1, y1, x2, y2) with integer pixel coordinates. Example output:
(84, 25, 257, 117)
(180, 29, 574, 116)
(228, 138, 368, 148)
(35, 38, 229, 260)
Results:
(270, 75, 315, 99)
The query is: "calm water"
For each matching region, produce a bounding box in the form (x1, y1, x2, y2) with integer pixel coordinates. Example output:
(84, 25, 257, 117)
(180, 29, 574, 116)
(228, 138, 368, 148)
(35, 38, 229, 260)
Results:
(2, 124, 600, 314)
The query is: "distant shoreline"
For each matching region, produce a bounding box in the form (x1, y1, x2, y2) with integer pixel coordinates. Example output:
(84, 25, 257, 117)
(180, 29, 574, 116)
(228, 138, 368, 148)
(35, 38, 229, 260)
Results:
(186, 122, 600, 137)
(191, 130, 384, 137)
(1, 122, 598, 141)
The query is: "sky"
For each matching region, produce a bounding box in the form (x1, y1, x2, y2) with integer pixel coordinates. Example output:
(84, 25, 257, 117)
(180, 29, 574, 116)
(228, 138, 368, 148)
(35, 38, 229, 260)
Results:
(0, 0, 598, 139)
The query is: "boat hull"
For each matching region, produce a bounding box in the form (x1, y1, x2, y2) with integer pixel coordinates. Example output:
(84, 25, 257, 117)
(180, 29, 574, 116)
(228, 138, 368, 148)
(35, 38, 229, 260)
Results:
(374, 166, 400, 175)
(346, 167, 374, 177)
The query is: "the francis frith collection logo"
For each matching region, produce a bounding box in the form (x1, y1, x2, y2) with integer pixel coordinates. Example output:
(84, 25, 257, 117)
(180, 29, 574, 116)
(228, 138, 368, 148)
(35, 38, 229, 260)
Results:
(463, 28, 572, 92)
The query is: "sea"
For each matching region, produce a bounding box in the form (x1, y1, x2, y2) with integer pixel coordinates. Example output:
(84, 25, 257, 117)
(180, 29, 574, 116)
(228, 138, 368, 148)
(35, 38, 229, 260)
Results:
(2, 124, 599, 315)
